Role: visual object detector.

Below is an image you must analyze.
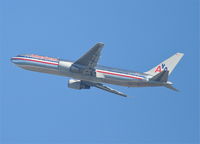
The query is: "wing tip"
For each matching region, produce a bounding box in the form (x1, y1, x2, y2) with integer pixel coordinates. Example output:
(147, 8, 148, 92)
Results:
(96, 42, 104, 47)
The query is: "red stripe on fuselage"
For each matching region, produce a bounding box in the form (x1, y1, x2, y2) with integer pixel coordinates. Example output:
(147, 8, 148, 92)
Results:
(12, 57, 59, 65)
(96, 70, 143, 80)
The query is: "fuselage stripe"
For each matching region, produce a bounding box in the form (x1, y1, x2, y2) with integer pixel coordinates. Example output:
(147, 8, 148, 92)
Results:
(96, 70, 143, 80)
(12, 57, 59, 66)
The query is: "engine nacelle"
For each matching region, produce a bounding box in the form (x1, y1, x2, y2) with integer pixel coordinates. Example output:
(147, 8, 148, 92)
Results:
(68, 79, 90, 90)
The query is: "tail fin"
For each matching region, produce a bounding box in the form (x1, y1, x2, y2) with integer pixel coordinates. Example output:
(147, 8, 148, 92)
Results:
(145, 53, 184, 76)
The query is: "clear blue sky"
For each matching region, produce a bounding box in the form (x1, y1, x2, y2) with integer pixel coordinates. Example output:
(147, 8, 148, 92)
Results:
(0, 0, 199, 144)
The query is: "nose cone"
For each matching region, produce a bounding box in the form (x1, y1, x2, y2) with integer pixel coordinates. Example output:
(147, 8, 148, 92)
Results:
(11, 55, 22, 65)
(11, 57, 16, 64)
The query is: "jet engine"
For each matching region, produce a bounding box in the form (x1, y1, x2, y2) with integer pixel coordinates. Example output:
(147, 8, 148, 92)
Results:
(68, 79, 90, 89)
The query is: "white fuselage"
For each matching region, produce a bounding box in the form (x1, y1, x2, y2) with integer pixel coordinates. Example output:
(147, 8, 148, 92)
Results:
(11, 54, 164, 88)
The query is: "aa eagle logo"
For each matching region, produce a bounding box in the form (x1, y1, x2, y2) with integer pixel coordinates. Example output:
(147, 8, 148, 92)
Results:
(155, 63, 168, 72)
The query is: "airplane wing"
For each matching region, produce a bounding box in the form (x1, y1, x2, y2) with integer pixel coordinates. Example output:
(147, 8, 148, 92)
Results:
(83, 81, 127, 97)
(72, 42, 104, 75)
(94, 83, 127, 97)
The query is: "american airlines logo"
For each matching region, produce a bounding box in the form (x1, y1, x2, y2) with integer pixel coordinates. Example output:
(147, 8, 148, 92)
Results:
(155, 63, 168, 72)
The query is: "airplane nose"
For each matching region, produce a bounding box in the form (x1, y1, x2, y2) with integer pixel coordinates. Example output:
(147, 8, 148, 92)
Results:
(11, 56, 19, 64)
(10, 57, 15, 63)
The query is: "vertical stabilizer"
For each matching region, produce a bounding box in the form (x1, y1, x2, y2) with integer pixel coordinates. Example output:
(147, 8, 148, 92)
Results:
(145, 53, 184, 76)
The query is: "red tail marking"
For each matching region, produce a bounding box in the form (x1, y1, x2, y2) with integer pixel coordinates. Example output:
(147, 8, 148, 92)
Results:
(155, 65, 162, 72)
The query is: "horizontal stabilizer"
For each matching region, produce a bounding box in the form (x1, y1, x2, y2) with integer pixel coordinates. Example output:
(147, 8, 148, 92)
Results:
(164, 84, 179, 92)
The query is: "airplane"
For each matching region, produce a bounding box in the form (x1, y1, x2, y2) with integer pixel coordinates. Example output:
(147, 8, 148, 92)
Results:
(11, 42, 184, 97)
